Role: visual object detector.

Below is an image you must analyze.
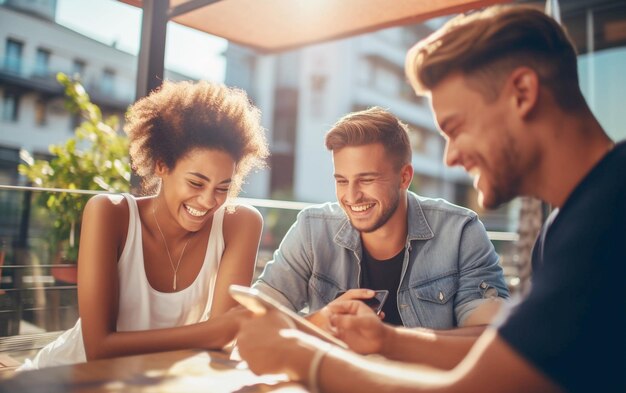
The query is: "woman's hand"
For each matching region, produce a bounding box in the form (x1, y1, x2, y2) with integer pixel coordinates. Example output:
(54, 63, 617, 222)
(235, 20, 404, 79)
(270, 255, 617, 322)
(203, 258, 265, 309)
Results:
(206, 305, 253, 349)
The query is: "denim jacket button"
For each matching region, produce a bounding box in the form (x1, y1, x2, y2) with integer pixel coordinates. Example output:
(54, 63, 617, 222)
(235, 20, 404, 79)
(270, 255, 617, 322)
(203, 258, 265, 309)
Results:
(480, 281, 488, 289)
(438, 291, 444, 302)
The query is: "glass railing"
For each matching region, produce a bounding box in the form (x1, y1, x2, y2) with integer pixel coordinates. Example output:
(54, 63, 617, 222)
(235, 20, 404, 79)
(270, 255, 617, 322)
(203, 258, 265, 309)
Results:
(0, 184, 520, 361)
(0, 185, 83, 339)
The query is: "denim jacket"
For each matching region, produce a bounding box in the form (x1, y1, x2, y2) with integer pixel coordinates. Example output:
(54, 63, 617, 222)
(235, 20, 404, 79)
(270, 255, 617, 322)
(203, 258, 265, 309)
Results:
(254, 192, 509, 329)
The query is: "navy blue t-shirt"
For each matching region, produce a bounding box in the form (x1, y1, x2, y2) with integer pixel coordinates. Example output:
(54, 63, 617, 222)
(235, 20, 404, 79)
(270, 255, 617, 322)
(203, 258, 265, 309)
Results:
(498, 141, 626, 392)
(360, 247, 404, 326)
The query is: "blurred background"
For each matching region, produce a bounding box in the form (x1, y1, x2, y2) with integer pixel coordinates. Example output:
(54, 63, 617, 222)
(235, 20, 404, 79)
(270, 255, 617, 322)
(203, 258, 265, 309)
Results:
(0, 0, 624, 362)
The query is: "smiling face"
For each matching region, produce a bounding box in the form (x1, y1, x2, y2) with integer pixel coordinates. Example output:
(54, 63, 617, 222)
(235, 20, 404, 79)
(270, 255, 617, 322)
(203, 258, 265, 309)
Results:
(332, 143, 412, 234)
(430, 73, 536, 209)
(156, 148, 236, 232)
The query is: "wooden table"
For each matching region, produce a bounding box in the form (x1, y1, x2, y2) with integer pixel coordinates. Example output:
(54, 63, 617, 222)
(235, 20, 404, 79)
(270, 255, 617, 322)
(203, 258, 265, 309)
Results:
(0, 349, 307, 392)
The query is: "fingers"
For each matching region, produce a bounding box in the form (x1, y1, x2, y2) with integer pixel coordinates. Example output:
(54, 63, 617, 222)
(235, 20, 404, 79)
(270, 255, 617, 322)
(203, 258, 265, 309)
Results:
(330, 311, 379, 329)
(326, 300, 359, 315)
(240, 309, 294, 336)
(327, 299, 377, 316)
(336, 288, 375, 301)
(237, 310, 294, 368)
(329, 313, 358, 331)
(237, 310, 313, 378)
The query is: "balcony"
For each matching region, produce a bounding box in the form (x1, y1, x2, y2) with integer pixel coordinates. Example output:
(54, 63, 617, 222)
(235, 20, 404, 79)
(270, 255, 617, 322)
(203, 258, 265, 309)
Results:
(0, 56, 134, 111)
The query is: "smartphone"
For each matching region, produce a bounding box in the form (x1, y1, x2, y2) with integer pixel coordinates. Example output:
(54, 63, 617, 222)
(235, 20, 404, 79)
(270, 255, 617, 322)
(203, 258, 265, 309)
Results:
(334, 289, 389, 315)
(229, 285, 348, 348)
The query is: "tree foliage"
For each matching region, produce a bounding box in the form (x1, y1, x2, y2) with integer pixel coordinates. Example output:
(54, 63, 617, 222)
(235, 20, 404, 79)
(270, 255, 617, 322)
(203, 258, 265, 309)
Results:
(18, 73, 131, 261)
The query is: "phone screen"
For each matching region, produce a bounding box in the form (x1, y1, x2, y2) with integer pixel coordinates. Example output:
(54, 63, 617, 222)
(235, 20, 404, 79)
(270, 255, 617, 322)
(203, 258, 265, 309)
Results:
(334, 290, 389, 315)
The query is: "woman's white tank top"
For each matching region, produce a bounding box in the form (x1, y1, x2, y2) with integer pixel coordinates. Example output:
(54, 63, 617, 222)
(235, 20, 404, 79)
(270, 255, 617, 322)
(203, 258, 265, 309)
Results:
(21, 193, 225, 369)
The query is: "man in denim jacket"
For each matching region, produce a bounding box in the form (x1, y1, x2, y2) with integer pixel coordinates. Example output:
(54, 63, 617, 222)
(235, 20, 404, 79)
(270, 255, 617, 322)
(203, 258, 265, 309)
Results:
(254, 107, 508, 329)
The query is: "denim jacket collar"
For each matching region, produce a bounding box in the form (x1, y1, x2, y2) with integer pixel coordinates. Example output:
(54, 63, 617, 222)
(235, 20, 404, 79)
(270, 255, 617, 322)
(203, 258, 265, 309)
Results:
(333, 192, 435, 252)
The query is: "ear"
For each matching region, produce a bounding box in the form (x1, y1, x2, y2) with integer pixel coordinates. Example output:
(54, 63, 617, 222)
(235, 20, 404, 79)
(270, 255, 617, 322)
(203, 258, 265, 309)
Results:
(400, 164, 414, 189)
(508, 67, 539, 119)
(154, 160, 168, 177)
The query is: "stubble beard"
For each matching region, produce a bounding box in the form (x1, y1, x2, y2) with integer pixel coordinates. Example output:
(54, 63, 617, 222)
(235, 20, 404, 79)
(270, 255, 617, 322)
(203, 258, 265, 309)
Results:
(350, 190, 401, 234)
(482, 133, 525, 209)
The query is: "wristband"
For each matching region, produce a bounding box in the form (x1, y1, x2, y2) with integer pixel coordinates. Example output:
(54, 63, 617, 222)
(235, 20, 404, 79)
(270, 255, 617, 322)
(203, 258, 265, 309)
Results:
(308, 343, 333, 393)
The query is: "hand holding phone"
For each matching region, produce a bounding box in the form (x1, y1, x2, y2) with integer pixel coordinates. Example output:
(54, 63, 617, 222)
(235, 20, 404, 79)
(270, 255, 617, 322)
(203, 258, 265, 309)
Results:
(229, 285, 348, 348)
(334, 289, 389, 315)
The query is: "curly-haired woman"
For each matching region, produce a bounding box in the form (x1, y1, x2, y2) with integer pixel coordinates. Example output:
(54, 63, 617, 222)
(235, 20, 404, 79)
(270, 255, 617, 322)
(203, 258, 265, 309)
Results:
(21, 81, 269, 369)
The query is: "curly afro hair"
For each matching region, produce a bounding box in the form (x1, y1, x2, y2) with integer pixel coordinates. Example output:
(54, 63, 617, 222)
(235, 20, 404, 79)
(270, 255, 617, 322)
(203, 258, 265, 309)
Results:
(124, 80, 269, 197)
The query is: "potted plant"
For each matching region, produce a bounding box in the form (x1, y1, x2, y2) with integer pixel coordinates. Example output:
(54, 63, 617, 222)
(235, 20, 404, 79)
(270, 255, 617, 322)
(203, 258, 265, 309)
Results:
(18, 73, 131, 283)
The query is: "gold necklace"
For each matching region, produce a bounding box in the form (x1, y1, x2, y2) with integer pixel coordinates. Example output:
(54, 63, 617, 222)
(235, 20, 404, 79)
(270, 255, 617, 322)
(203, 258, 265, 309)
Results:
(152, 202, 191, 290)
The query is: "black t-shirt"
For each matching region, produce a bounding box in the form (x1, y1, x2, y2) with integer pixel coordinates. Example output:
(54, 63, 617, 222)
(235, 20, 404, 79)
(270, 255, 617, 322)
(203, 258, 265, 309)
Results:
(360, 247, 404, 326)
(498, 141, 626, 393)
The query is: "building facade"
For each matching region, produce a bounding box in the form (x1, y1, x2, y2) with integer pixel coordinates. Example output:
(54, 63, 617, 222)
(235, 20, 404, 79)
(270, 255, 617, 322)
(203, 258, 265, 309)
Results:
(225, 21, 516, 231)
(0, 0, 191, 186)
(225, 0, 626, 233)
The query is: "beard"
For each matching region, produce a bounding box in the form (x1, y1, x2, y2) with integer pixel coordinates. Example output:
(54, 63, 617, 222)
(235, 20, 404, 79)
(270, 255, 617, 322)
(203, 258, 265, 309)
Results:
(479, 183, 513, 209)
(480, 132, 528, 209)
(349, 190, 401, 234)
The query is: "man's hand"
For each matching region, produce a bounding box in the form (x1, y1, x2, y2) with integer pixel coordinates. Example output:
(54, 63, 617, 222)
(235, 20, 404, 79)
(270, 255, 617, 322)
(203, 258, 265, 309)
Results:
(327, 300, 392, 355)
(308, 289, 383, 332)
(237, 309, 322, 380)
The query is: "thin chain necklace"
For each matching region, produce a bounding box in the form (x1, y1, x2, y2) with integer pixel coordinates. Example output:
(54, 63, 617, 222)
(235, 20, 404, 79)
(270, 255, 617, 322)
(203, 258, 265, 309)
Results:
(152, 201, 191, 291)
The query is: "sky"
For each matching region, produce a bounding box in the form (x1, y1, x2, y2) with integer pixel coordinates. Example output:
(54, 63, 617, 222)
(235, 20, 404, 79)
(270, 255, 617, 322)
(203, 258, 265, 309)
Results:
(55, 0, 227, 81)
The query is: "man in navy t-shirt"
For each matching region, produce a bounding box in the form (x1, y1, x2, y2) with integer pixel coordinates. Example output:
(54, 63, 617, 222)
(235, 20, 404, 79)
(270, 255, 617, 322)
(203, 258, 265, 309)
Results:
(235, 5, 625, 392)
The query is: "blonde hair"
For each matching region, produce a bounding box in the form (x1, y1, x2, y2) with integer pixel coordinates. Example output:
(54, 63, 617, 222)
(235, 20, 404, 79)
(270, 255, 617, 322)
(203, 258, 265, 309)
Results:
(124, 81, 268, 196)
(406, 5, 585, 111)
(325, 107, 411, 169)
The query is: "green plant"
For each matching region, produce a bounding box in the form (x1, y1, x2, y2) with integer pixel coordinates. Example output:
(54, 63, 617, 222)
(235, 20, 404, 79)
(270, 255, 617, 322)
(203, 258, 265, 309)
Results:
(18, 73, 131, 262)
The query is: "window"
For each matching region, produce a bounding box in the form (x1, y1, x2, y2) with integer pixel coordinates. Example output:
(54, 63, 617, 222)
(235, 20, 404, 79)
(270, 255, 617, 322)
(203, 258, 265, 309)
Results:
(35, 99, 47, 126)
(1, 92, 20, 122)
(563, 0, 626, 142)
(0, 146, 20, 186)
(72, 59, 86, 79)
(34, 48, 51, 77)
(310, 73, 327, 117)
(407, 124, 426, 154)
(100, 69, 115, 94)
(400, 81, 425, 105)
(4, 39, 23, 74)
(371, 62, 400, 96)
(356, 60, 371, 85)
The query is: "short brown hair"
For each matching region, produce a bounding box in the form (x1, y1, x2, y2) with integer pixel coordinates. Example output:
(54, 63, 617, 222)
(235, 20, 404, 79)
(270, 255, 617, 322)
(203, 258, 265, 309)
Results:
(124, 80, 268, 196)
(324, 107, 412, 168)
(405, 5, 585, 111)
